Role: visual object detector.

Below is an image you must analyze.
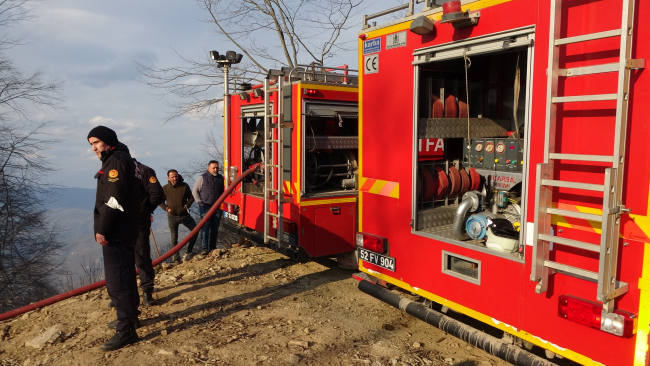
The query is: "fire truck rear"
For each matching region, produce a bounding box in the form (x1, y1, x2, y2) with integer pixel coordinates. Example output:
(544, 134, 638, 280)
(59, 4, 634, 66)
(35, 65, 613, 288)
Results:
(355, 0, 650, 365)
(221, 66, 360, 262)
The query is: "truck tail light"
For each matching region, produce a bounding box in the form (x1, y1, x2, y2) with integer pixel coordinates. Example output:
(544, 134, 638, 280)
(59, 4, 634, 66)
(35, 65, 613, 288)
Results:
(304, 89, 317, 96)
(283, 219, 296, 234)
(558, 295, 637, 338)
(220, 202, 239, 214)
(356, 232, 386, 254)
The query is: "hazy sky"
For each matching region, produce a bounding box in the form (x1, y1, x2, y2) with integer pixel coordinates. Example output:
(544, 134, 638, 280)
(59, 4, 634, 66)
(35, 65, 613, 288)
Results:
(8, 0, 398, 189)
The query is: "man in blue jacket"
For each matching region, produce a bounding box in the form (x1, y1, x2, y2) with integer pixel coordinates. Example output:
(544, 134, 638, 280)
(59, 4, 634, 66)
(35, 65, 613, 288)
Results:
(191, 160, 224, 254)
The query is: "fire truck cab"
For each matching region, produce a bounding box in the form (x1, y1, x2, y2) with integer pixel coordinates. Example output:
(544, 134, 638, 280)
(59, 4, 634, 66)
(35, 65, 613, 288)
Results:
(222, 66, 360, 262)
(355, 0, 650, 364)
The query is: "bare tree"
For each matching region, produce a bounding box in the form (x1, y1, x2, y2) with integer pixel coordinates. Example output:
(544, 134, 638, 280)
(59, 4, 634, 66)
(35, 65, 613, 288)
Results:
(0, 0, 64, 313)
(182, 130, 224, 178)
(58, 256, 104, 292)
(138, 0, 365, 122)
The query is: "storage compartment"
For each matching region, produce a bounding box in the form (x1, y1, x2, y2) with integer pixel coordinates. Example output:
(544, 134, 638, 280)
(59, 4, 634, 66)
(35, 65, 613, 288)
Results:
(413, 48, 529, 258)
(314, 204, 356, 257)
(303, 102, 359, 197)
(241, 105, 268, 197)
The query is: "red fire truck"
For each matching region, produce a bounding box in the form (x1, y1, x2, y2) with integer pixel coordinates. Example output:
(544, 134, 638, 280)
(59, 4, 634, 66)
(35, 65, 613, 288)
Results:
(354, 0, 650, 365)
(221, 66, 360, 261)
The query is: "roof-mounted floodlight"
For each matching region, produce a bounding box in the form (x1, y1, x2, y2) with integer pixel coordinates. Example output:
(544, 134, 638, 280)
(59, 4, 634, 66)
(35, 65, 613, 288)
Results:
(210, 51, 220, 61)
(410, 15, 435, 35)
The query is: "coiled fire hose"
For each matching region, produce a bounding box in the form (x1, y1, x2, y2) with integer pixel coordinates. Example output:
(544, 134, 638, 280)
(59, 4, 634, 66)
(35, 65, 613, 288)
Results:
(0, 163, 261, 322)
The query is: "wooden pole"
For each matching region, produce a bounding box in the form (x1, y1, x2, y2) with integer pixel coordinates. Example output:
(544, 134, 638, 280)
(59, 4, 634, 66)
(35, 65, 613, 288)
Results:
(150, 227, 161, 258)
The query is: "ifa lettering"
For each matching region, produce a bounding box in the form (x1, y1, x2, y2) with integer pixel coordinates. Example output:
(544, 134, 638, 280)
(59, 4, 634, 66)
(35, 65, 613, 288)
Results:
(418, 138, 444, 160)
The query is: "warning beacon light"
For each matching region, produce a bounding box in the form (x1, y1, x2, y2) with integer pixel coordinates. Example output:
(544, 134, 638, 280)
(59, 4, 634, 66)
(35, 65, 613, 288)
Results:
(440, 0, 480, 29)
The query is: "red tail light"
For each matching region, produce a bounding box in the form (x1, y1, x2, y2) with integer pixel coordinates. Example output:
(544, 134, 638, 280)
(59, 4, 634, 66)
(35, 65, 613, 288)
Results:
(283, 219, 296, 234)
(356, 232, 386, 254)
(304, 89, 317, 96)
(558, 295, 637, 338)
(221, 202, 239, 214)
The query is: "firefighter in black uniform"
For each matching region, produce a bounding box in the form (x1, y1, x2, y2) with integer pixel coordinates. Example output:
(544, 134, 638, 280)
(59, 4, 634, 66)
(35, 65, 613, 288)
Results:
(87, 126, 141, 351)
(133, 159, 164, 306)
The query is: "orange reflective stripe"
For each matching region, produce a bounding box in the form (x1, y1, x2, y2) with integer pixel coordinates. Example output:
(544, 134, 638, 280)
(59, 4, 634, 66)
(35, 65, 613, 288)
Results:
(360, 178, 376, 192)
(360, 177, 399, 199)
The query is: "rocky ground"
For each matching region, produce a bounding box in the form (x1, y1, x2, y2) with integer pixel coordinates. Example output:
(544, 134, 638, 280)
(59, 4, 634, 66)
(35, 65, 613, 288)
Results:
(0, 244, 513, 366)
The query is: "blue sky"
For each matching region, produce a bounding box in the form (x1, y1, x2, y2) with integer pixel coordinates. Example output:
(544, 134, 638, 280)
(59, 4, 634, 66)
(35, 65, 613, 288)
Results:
(8, 0, 399, 189)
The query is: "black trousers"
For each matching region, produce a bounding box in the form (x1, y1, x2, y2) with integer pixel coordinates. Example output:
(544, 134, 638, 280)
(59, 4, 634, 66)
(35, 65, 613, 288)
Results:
(135, 222, 155, 293)
(168, 214, 198, 253)
(103, 239, 140, 331)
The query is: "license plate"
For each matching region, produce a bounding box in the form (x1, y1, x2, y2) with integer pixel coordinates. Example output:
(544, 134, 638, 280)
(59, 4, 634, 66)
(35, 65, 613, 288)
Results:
(357, 248, 396, 272)
(223, 211, 238, 221)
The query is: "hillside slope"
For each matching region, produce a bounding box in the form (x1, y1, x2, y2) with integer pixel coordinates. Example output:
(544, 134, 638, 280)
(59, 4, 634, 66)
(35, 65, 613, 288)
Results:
(0, 247, 509, 366)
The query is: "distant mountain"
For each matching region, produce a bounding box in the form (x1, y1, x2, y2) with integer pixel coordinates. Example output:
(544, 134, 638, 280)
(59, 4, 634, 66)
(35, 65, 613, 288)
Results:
(43, 187, 96, 210)
(42, 187, 187, 287)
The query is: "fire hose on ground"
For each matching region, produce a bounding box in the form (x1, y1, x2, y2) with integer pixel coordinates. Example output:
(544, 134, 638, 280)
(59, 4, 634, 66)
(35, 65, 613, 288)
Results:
(358, 280, 556, 366)
(0, 163, 261, 322)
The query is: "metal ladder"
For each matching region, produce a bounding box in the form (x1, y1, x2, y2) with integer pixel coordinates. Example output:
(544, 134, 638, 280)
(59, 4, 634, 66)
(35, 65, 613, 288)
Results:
(263, 71, 286, 246)
(532, 0, 643, 313)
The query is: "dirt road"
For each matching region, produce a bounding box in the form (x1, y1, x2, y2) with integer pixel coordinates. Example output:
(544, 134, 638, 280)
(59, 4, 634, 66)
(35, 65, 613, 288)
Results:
(0, 246, 511, 366)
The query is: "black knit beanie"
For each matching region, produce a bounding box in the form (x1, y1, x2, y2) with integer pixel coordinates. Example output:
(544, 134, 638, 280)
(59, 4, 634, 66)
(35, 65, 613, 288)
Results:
(87, 126, 118, 147)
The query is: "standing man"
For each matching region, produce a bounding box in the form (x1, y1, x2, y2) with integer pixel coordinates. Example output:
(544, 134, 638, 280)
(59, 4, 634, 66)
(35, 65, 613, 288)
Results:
(192, 160, 224, 254)
(87, 126, 140, 351)
(133, 159, 164, 307)
(159, 169, 198, 262)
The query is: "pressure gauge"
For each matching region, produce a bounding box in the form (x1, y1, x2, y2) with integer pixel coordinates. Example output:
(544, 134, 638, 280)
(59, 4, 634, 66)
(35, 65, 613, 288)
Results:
(496, 142, 506, 154)
(475, 143, 483, 152)
(485, 142, 494, 153)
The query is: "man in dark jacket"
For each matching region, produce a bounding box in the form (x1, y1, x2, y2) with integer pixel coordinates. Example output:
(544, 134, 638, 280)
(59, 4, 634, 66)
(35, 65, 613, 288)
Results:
(133, 159, 164, 306)
(159, 169, 197, 262)
(88, 125, 140, 351)
(192, 160, 225, 253)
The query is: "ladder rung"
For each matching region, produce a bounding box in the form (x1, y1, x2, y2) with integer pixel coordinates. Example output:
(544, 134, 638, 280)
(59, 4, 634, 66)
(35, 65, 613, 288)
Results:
(266, 212, 279, 217)
(267, 139, 279, 143)
(558, 63, 619, 77)
(546, 207, 603, 222)
(266, 236, 279, 242)
(267, 164, 279, 168)
(539, 233, 600, 252)
(541, 179, 604, 192)
(267, 114, 278, 118)
(267, 88, 278, 92)
(268, 188, 280, 193)
(552, 94, 617, 103)
(548, 153, 614, 163)
(544, 261, 598, 281)
(554, 29, 621, 46)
